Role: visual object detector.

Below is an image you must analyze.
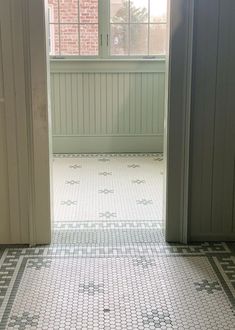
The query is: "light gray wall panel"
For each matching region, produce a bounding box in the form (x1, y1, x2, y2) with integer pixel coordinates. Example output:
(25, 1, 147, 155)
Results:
(211, 0, 235, 234)
(50, 62, 165, 153)
(190, 0, 219, 236)
(165, 0, 194, 243)
(0, 23, 10, 243)
(0, 0, 51, 244)
(189, 0, 235, 240)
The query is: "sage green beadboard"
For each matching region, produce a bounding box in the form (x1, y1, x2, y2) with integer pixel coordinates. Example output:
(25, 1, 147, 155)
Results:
(50, 60, 165, 153)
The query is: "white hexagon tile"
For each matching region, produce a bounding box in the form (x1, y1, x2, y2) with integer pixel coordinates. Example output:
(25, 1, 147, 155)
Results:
(0, 154, 235, 329)
(52, 153, 164, 222)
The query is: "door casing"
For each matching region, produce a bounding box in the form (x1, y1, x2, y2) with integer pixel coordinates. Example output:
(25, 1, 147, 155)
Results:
(0, 0, 194, 245)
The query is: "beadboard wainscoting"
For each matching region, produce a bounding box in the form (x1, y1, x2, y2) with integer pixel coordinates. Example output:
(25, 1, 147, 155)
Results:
(50, 60, 165, 153)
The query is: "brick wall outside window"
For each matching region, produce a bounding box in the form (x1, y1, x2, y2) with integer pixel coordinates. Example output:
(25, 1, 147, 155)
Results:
(48, 0, 98, 55)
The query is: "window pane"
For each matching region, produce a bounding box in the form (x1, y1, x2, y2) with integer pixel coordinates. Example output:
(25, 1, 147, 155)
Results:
(110, 0, 128, 23)
(60, 24, 79, 55)
(49, 24, 60, 55)
(130, 0, 148, 23)
(150, 0, 167, 23)
(79, 0, 98, 24)
(130, 24, 148, 55)
(48, 0, 59, 23)
(80, 24, 99, 55)
(110, 24, 129, 55)
(149, 24, 166, 55)
(59, 0, 78, 23)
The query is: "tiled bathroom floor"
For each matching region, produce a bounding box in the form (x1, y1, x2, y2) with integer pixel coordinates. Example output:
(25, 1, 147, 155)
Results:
(52, 153, 164, 222)
(1, 243, 235, 329)
(0, 154, 235, 329)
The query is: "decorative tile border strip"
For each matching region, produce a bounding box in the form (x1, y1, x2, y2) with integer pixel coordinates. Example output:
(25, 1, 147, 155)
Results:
(53, 153, 163, 158)
(53, 221, 163, 230)
(0, 248, 235, 329)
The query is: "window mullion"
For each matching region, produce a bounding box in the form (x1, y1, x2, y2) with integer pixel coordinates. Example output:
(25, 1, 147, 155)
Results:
(78, 0, 80, 55)
(99, 0, 109, 58)
(58, 0, 61, 55)
(148, 0, 150, 55)
(128, 0, 130, 55)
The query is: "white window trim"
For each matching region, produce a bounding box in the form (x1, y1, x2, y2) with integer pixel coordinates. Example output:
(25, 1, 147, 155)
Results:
(48, 6, 55, 55)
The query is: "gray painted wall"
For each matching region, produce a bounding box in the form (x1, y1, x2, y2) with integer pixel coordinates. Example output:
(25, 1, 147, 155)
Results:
(189, 0, 235, 241)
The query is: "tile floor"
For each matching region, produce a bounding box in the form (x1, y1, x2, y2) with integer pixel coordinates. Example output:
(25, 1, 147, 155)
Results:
(53, 153, 164, 222)
(0, 154, 235, 329)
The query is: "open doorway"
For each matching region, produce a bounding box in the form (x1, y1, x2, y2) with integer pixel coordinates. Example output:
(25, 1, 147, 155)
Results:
(47, 0, 168, 244)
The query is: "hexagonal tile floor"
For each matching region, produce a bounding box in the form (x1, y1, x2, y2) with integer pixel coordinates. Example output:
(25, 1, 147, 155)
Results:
(53, 153, 164, 222)
(0, 243, 235, 329)
(0, 154, 235, 329)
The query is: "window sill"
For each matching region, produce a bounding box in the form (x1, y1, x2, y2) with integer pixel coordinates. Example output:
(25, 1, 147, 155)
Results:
(50, 57, 166, 63)
(49, 57, 166, 73)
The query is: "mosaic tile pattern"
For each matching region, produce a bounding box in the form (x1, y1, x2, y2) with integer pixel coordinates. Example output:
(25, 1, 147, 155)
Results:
(53, 153, 164, 222)
(0, 243, 235, 329)
(0, 155, 235, 329)
(52, 221, 164, 245)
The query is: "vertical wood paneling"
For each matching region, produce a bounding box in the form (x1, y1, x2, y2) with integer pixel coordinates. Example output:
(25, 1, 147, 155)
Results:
(50, 70, 165, 137)
(129, 73, 135, 134)
(99, 73, 106, 133)
(124, 74, 130, 134)
(211, 0, 235, 234)
(77, 74, 84, 134)
(135, 74, 142, 133)
(83, 74, 89, 134)
(141, 73, 147, 133)
(112, 73, 118, 134)
(89, 74, 95, 134)
(147, 73, 153, 133)
(118, 73, 124, 134)
(71, 73, 78, 134)
(190, 0, 220, 236)
(94, 73, 101, 134)
(0, 0, 51, 244)
(158, 74, 165, 134)
(59, 73, 67, 134)
(190, 0, 235, 240)
(0, 23, 10, 243)
(65, 74, 72, 134)
(107, 74, 113, 134)
(53, 74, 60, 134)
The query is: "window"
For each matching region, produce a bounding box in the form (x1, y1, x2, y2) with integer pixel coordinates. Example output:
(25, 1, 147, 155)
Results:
(110, 0, 167, 56)
(48, 0, 99, 56)
(48, 0, 167, 58)
(48, 7, 55, 55)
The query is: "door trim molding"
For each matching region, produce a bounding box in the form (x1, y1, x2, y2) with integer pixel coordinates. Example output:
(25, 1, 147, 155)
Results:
(165, 0, 194, 243)
(0, 0, 194, 244)
(22, 0, 52, 245)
